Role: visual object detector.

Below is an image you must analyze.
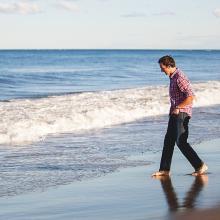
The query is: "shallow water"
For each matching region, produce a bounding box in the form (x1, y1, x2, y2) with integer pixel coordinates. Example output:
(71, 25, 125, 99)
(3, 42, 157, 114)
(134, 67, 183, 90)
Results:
(0, 50, 220, 197)
(0, 105, 219, 197)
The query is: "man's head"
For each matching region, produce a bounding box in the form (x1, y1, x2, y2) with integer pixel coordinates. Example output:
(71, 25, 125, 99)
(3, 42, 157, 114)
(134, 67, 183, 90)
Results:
(158, 55, 176, 77)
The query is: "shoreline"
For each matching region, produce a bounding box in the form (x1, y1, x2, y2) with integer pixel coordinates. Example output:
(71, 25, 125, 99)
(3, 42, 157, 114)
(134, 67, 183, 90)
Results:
(0, 138, 220, 219)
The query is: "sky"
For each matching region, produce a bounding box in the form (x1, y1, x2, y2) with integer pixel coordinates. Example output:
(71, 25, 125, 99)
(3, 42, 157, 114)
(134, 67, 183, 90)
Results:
(0, 0, 220, 49)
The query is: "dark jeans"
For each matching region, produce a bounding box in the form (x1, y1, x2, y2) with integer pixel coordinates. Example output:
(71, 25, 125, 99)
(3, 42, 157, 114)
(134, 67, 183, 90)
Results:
(159, 112, 203, 171)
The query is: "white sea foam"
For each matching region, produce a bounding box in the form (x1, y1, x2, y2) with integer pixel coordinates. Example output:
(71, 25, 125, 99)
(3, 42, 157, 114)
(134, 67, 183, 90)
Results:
(1, 81, 220, 145)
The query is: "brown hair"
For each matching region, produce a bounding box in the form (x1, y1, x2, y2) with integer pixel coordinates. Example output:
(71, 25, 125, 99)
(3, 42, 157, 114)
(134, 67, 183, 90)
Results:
(158, 55, 176, 67)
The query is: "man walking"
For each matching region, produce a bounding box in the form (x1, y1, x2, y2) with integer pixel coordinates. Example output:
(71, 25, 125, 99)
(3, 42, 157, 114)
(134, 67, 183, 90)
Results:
(152, 55, 208, 176)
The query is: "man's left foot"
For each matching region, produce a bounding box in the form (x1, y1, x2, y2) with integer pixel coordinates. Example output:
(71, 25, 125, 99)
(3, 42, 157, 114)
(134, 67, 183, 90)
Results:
(192, 163, 208, 176)
(151, 170, 170, 177)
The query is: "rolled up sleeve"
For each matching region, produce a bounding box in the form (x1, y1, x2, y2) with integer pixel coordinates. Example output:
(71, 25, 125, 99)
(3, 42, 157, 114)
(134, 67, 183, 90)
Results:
(177, 76, 194, 97)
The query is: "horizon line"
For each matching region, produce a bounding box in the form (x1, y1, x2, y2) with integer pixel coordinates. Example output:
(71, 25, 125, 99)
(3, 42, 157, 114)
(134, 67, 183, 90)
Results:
(0, 48, 220, 51)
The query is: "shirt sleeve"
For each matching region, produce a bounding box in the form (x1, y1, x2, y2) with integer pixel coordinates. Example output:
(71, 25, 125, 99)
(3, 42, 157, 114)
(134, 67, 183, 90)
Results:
(177, 75, 194, 97)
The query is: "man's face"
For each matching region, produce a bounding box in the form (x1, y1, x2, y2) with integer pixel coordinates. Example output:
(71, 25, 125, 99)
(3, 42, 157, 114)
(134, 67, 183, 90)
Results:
(159, 63, 171, 76)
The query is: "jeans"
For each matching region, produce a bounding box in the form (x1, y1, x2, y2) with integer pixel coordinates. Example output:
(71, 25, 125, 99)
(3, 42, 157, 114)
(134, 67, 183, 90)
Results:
(159, 112, 203, 171)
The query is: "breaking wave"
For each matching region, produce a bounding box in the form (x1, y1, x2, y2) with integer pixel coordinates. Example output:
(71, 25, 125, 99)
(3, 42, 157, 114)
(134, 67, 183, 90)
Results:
(1, 81, 220, 145)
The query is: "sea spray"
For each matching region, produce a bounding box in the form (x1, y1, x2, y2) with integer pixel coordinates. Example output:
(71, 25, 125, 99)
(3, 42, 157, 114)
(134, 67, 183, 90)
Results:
(0, 81, 220, 145)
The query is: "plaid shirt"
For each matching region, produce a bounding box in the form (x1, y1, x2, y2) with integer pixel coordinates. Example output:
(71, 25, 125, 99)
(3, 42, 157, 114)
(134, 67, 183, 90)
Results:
(169, 68, 194, 117)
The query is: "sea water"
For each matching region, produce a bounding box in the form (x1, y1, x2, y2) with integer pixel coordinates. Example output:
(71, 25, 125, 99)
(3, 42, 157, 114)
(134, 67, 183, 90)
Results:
(0, 50, 220, 196)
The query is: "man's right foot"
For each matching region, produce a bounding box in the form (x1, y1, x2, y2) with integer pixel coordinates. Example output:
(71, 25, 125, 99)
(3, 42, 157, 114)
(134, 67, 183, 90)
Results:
(192, 163, 208, 176)
(151, 170, 170, 177)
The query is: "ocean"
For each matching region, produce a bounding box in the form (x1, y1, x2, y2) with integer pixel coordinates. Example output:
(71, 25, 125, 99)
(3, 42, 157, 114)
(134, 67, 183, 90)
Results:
(0, 50, 220, 197)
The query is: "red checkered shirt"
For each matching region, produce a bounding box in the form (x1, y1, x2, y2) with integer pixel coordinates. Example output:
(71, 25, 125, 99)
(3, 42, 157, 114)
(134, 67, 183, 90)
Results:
(169, 68, 194, 117)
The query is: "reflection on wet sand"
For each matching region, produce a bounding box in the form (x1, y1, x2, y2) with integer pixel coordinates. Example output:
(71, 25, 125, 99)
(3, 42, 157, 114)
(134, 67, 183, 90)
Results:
(153, 175, 208, 212)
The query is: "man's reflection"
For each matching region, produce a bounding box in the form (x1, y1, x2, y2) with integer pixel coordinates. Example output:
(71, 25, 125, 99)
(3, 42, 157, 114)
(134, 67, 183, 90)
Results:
(153, 175, 208, 212)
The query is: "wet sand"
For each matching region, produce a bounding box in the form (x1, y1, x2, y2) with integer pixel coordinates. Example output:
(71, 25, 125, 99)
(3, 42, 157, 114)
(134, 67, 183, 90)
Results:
(0, 138, 219, 220)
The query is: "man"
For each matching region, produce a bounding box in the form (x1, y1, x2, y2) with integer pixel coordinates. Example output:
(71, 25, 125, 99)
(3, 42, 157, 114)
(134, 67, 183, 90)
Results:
(152, 55, 208, 177)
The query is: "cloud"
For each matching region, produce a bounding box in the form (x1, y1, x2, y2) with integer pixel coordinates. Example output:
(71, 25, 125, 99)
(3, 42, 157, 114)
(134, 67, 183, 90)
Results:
(152, 11, 175, 16)
(0, 1, 41, 14)
(55, 0, 79, 13)
(121, 10, 175, 18)
(213, 8, 220, 17)
(121, 13, 146, 18)
(177, 34, 220, 41)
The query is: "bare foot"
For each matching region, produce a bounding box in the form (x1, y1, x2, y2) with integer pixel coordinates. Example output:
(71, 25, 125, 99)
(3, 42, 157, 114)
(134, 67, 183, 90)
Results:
(151, 170, 170, 177)
(192, 163, 208, 176)
(152, 175, 171, 181)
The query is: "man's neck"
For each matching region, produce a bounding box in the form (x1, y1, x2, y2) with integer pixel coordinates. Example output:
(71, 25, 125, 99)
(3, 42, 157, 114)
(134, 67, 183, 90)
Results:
(169, 67, 177, 77)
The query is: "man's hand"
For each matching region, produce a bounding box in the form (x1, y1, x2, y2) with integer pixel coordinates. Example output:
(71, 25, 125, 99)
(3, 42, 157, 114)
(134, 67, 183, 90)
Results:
(172, 108, 180, 115)
(171, 96, 194, 115)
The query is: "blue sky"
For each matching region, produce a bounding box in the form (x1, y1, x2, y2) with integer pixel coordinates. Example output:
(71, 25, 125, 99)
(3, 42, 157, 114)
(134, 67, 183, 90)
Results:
(0, 0, 220, 49)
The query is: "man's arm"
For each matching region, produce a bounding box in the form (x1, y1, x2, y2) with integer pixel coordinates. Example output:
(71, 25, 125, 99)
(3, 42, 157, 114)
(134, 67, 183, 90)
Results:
(172, 96, 195, 115)
(176, 95, 194, 109)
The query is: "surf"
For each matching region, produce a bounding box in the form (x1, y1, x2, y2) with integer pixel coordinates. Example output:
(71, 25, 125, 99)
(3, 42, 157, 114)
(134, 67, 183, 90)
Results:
(0, 81, 220, 145)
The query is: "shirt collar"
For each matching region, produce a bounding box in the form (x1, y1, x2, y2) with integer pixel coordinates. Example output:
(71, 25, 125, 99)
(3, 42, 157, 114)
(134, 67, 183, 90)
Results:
(170, 68, 178, 79)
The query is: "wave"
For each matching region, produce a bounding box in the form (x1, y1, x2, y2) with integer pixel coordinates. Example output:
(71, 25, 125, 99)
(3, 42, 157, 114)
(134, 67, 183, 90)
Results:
(1, 81, 220, 145)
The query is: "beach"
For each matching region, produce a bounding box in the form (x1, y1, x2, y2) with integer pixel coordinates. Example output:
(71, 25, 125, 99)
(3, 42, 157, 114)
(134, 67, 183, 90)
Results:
(0, 138, 219, 220)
